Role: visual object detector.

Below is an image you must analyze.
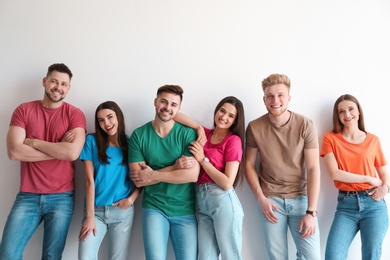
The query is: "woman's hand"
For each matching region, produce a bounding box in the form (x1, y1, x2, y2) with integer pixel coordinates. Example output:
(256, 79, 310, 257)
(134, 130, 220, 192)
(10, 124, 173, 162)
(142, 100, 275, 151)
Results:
(195, 126, 206, 146)
(113, 197, 134, 209)
(367, 176, 383, 187)
(189, 141, 205, 163)
(174, 155, 197, 169)
(369, 185, 388, 201)
(79, 217, 97, 241)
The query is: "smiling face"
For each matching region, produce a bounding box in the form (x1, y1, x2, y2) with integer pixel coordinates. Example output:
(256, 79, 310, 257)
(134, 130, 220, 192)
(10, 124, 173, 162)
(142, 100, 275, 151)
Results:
(154, 92, 181, 122)
(214, 102, 237, 130)
(42, 70, 71, 105)
(337, 100, 360, 127)
(263, 83, 291, 117)
(97, 109, 119, 137)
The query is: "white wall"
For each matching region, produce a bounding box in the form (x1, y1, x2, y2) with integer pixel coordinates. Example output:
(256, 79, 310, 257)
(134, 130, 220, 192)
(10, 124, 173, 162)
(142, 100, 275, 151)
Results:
(1, 1, 389, 259)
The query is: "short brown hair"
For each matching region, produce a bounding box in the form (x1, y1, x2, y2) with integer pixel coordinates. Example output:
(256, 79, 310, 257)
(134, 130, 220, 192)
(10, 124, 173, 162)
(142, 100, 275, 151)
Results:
(47, 63, 73, 79)
(157, 85, 184, 101)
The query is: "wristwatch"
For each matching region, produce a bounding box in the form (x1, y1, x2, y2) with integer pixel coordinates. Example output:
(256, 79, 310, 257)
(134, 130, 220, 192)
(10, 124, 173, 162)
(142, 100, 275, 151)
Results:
(306, 210, 317, 217)
(202, 157, 210, 164)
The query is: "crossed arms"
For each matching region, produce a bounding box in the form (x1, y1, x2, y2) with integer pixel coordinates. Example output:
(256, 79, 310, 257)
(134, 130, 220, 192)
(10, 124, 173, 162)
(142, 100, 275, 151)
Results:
(7, 125, 86, 162)
(129, 157, 200, 187)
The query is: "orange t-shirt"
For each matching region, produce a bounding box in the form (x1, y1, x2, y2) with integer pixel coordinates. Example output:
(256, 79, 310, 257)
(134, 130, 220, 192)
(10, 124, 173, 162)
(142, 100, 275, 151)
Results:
(320, 132, 387, 191)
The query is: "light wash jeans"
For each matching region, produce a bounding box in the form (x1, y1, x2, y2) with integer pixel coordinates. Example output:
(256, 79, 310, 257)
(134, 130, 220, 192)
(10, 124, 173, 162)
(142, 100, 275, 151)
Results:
(78, 205, 135, 260)
(196, 183, 244, 260)
(325, 190, 388, 260)
(259, 195, 321, 260)
(0, 191, 74, 260)
(142, 208, 197, 260)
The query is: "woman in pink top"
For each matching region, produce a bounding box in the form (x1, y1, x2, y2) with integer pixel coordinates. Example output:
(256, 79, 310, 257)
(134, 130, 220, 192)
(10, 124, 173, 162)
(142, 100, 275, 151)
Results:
(175, 96, 245, 260)
(320, 94, 389, 260)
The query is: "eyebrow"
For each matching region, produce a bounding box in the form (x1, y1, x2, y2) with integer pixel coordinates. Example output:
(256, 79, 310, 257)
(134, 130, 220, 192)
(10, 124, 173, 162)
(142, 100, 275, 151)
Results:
(98, 113, 114, 119)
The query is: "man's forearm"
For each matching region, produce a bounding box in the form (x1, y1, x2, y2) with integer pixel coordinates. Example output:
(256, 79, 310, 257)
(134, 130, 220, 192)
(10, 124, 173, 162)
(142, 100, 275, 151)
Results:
(8, 143, 54, 162)
(155, 165, 200, 184)
(26, 139, 81, 161)
(245, 166, 266, 202)
(306, 169, 320, 211)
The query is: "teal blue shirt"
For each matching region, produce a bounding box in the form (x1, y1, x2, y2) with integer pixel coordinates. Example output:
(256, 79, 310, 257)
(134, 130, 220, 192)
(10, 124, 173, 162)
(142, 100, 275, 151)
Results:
(80, 134, 132, 206)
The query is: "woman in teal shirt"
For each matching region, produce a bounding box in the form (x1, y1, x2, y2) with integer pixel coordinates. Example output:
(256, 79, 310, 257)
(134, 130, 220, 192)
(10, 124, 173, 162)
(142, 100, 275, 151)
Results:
(78, 101, 140, 260)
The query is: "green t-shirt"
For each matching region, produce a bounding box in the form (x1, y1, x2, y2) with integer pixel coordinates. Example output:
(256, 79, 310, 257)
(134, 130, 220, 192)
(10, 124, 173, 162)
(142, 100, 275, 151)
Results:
(129, 121, 197, 216)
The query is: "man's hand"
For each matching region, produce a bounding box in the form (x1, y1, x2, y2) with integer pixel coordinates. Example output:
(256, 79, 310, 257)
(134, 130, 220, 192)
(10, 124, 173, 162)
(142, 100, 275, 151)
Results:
(130, 162, 154, 184)
(61, 129, 76, 142)
(299, 214, 317, 238)
(259, 197, 280, 223)
(23, 138, 35, 148)
(24, 129, 77, 149)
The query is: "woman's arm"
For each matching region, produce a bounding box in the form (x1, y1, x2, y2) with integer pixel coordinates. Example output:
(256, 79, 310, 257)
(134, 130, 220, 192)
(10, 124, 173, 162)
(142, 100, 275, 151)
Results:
(174, 112, 206, 145)
(189, 141, 239, 190)
(370, 166, 390, 200)
(79, 161, 97, 241)
(323, 153, 382, 186)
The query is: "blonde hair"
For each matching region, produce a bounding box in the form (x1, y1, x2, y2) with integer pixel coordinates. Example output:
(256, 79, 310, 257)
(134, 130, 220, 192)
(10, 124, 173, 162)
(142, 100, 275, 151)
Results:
(261, 73, 291, 92)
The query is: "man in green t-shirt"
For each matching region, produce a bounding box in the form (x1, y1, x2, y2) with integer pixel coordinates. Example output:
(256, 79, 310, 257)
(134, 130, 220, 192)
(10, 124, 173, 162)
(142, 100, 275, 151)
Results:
(129, 85, 200, 260)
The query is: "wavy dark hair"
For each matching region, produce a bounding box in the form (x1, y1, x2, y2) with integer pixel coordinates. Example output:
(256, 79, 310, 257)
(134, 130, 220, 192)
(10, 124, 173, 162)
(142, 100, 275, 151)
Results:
(332, 94, 365, 133)
(213, 96, 245, 188)
(94, 101, 128, 165)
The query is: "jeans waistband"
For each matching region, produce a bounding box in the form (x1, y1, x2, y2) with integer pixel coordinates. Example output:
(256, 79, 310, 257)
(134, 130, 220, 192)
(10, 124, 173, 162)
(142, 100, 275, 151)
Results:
(196, 182, 215, 192)
(339, 188, 375, 196)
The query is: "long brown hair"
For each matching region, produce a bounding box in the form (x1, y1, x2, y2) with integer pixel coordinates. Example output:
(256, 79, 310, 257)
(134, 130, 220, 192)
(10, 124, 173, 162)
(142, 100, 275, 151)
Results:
(214, 96, 245, 188)
(94, 101, 128, 165)
(332, 94, 365, 133)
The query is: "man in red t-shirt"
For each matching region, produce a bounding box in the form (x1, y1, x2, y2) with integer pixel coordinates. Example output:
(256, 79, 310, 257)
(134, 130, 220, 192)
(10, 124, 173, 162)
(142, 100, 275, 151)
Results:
(0, 63, 86, 260)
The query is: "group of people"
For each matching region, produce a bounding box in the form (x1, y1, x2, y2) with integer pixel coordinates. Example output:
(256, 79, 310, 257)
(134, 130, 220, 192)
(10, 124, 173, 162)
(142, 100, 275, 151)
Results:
(0, 63, 388, 260)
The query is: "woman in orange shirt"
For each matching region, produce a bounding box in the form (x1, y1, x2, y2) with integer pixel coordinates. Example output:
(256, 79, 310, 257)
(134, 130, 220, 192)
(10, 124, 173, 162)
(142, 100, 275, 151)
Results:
(320, 94, 389, 260)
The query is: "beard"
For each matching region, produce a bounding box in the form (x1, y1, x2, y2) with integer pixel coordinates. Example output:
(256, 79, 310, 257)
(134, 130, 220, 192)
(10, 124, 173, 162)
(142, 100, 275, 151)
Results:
(45, 89, 64, 103)
(156, 108, 176, 122)
(267, 106, 287, 117)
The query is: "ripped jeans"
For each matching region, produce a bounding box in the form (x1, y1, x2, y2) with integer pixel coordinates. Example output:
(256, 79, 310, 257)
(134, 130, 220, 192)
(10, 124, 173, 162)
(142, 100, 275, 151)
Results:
(78, 205, 135, 260)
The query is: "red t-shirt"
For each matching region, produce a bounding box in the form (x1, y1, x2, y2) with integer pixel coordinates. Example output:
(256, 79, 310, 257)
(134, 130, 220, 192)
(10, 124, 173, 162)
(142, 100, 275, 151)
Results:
(10, 100, 86, 194)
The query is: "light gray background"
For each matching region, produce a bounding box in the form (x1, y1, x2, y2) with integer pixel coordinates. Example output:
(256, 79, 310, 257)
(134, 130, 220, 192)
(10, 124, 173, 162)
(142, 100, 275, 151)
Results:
(1, 1, 389, 259)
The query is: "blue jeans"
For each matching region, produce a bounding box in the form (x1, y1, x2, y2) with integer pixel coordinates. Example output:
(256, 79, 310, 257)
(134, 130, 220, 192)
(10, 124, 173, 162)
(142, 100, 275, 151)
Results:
(0, 191, 74, 260)
(259, 196, 321, 260)
(196, 183, 244, 260)
(78, 205, 135, 260)
(325, 190, 389, 260)
(142, 208, 197, 260)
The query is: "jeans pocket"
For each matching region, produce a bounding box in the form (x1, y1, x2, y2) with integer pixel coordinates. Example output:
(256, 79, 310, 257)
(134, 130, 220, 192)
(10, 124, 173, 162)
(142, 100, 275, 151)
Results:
(368, 195, 384, 202)
(208, 185, 228, 196)
(337, 193, 348, 203)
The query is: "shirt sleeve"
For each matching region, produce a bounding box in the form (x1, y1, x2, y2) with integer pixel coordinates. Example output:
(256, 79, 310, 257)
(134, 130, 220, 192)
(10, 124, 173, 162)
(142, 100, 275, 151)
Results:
(80, 134, 94, 161)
